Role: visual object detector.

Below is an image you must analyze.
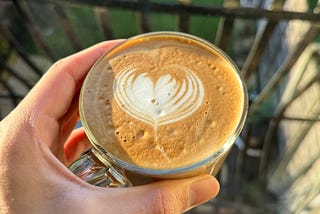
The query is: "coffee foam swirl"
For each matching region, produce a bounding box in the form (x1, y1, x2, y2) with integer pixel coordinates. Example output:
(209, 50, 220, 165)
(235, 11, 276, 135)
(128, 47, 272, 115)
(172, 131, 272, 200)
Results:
(81, 34, 246, 170)
(113, 64, 204, 128)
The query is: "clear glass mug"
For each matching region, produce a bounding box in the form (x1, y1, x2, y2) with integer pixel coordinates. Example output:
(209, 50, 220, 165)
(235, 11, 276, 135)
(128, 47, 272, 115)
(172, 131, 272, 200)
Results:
(69, 31, 248, 188)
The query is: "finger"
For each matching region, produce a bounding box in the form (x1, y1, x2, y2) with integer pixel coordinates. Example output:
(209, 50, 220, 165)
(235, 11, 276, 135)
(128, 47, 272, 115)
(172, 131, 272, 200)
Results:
(20, 40, 123, 126)
(63, 128, 92, 166)
(51, 89, 81, 158)
(18, 40, 123, 146)
(93, 175, 220, 214)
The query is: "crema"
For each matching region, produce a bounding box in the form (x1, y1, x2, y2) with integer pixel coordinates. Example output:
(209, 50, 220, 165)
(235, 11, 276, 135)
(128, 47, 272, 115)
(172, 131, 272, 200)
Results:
(80, 34, 245, 170)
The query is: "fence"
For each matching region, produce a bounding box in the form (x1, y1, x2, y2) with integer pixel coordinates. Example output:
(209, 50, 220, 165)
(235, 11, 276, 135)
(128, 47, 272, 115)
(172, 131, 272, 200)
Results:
(0, 0, 320, 213)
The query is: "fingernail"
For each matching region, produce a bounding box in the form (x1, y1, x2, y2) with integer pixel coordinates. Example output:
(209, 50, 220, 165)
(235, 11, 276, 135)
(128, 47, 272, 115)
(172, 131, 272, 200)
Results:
(186, 175, 220, 212)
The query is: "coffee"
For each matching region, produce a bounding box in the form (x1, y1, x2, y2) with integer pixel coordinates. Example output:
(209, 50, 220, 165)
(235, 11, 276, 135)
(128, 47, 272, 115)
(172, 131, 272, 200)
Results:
(80, 33, 246, 171)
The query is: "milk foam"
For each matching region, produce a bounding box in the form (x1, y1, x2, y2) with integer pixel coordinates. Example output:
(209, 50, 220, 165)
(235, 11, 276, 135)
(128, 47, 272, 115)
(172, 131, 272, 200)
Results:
(81, 34, 245, 170)
(113, 64, 204, 127)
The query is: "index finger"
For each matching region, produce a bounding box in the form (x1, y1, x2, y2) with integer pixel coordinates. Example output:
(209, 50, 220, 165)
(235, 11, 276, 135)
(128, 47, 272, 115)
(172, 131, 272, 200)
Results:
(23, 40, 123, 121)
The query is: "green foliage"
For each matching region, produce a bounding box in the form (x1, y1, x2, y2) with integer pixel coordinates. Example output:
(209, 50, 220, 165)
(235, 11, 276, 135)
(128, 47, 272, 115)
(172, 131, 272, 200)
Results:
(67, 5, 104, 47)
(108, 9, 139, 38)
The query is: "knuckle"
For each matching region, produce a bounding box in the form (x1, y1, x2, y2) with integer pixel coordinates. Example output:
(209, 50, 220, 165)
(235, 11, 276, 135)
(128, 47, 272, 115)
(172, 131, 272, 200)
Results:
(49, 58, 68, 72)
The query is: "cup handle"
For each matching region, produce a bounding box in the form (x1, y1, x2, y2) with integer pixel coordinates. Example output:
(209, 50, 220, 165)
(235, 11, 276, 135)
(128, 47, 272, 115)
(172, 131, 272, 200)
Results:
(68, 149, 132, 187)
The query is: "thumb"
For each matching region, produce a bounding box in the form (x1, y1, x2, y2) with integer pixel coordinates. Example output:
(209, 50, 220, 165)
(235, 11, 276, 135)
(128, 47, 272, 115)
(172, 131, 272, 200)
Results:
(95, 174, 219, 214)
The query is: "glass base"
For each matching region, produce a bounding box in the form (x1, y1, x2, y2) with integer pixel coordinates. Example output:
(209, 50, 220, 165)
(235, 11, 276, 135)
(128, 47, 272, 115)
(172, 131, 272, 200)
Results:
(68, 149, 132, 187)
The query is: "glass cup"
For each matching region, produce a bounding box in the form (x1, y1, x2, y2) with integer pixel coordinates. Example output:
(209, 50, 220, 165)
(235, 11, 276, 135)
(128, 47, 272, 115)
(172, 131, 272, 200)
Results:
(69, 31, 248, 188)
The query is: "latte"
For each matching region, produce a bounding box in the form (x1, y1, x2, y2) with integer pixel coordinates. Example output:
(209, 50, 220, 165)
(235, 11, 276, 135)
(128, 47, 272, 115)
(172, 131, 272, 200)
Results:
(80, 32, 246, 171)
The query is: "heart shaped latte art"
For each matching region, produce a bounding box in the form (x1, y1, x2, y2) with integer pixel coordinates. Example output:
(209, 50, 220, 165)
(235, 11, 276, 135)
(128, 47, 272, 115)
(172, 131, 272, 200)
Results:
(113, 65, 204, 127)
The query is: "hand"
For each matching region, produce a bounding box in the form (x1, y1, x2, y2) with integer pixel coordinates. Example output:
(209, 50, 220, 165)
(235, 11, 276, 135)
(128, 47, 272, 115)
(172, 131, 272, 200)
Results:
(0, 40, 219, 214)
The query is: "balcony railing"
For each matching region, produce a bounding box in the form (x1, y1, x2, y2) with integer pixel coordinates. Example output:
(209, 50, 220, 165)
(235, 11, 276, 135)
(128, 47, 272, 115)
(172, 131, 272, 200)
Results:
(1, 0, 320, 213)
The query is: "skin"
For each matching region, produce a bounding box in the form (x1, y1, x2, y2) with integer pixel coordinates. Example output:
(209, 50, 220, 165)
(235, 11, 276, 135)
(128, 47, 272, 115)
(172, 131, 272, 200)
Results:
(0, 40, 220, 214)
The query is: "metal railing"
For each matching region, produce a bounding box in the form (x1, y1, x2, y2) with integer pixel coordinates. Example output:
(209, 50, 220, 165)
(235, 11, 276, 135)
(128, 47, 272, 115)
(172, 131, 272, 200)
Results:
(1, 0, 320, 213)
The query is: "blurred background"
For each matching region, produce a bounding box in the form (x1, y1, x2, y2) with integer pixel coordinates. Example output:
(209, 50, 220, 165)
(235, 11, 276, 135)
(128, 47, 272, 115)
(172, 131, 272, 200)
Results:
(0, 0, 319, 213)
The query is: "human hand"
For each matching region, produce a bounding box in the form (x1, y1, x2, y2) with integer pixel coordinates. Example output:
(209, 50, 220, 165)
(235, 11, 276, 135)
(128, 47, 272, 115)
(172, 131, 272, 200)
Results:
(0, 40, 219, 214)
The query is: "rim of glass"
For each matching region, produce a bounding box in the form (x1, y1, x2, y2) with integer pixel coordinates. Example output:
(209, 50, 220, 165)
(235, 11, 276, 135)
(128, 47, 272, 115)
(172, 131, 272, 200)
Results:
(80, 31, 249, 176)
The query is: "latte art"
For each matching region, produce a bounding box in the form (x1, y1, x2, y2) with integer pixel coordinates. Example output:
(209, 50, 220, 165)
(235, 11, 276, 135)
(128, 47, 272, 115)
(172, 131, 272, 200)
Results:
(113, 65, 204, 127)
(80, 32, 246, 170)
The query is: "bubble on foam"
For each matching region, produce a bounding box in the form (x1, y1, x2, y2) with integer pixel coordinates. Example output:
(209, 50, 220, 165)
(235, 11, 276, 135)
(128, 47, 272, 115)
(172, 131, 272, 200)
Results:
(167, 128, 177, 136)
(156, 145, 171, 162)
(209, 120, 217, 128)
(136, 130, 145, 138)
(105, 99, 111, 105)
(156, 145, 163, 151)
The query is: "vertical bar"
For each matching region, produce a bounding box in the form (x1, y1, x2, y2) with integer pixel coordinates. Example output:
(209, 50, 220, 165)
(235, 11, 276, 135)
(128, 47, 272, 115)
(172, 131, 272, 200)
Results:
(215, 0, 239, 50)
(178, 0, 191, 33)
(54, 3, 83, 52)
(94, 7, 114, 40)
(242, 0, 285, 80)
(242, 21, 278, 80)
(138, 0, 151, 33)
